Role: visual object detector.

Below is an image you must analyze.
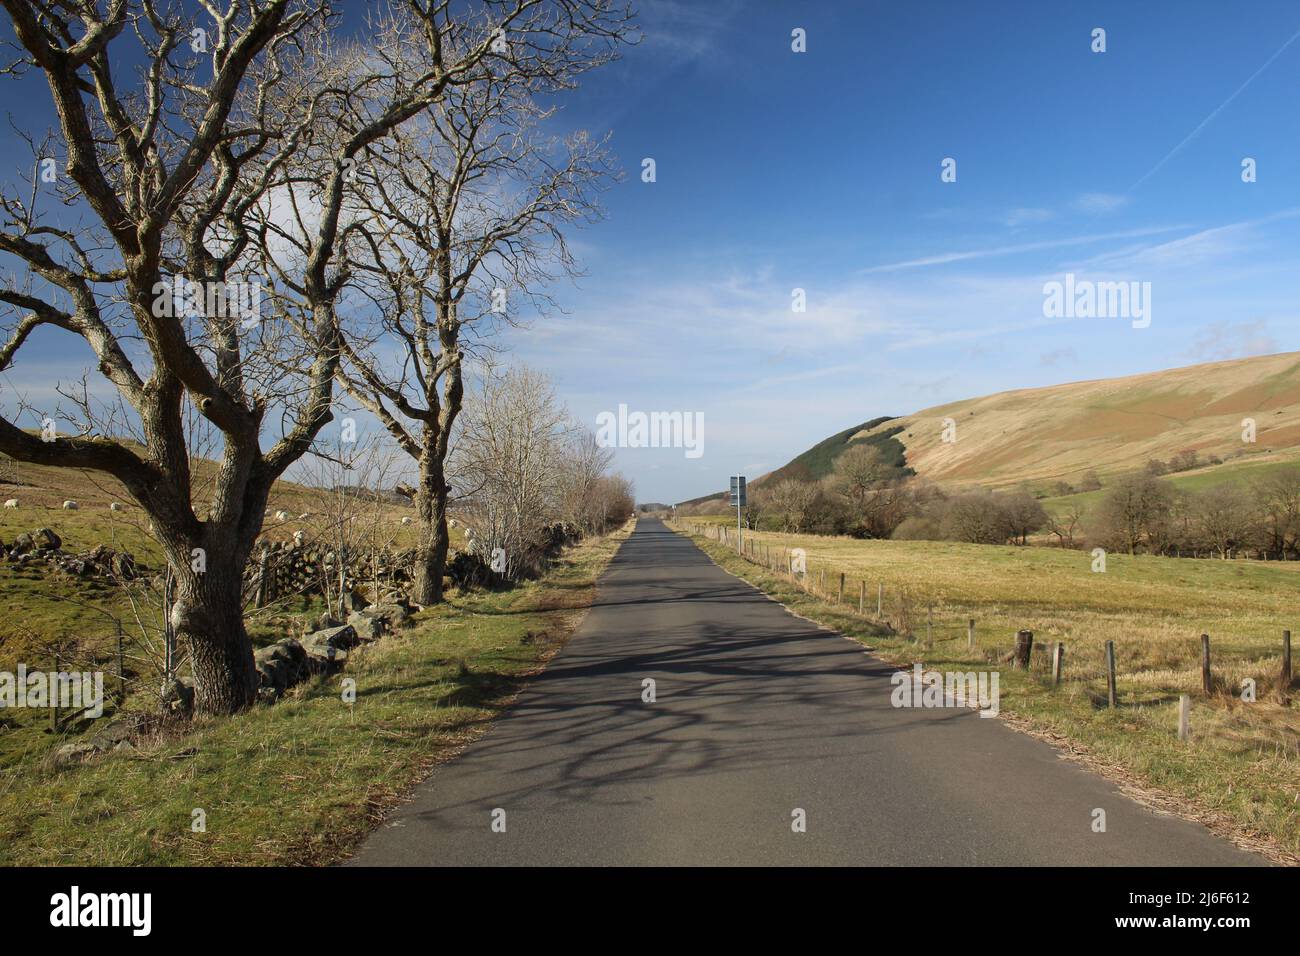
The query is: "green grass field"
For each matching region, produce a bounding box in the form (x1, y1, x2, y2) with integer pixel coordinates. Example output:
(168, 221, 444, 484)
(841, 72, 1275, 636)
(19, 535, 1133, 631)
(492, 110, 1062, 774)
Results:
(1037, 452, 1300, 520)
(673, 518, 1300, 862)
(0, 522, 630, 865)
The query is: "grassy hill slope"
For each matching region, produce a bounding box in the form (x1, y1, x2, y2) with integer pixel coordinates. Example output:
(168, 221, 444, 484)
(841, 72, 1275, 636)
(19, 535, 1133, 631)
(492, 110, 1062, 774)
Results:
(788, 351, 1300, 492)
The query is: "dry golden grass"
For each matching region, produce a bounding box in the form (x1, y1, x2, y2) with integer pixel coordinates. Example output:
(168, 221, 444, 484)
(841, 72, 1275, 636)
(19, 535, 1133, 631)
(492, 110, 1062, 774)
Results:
(850, 350, 1300, 488)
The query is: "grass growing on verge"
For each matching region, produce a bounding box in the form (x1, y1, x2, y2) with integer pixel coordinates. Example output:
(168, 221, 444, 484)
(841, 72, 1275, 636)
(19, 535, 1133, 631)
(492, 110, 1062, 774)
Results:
(671, 521, 1300, 863)
(0, 524, 630, 866)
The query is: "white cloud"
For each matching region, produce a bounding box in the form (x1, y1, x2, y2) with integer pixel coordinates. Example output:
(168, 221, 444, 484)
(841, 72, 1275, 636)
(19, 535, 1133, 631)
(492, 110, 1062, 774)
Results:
(1004, 207, 1053, 227)
(1183, 320, 1279, 362)
(859, 225, 1183, 274)
(1073, 192, 1130, 215)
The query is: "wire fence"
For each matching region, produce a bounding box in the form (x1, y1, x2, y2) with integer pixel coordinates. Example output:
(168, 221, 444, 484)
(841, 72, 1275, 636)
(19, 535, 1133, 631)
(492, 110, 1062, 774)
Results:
(674, 519, 1297, 715)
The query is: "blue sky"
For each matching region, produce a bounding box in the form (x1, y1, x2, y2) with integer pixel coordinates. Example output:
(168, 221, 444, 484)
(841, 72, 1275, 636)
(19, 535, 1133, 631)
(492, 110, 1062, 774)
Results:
(507, 0, 1300, 502)
(3, 1, 1299, 504)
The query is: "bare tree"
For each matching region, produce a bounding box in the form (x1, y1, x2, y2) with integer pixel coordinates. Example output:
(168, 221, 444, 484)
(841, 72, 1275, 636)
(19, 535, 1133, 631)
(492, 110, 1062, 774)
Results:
(939, 491, 1012, 545)
(557, 427, 615, 534)
(1253, 465, 1300, 558)
(0, 0, 629, 714)
(1194, 484, 1253, 559)
(1094, 472, 1173, 555)
(455, 364, 570, 580)
(1046, 501, 1085, 548)
(1001, 489, 1048, 546)
(299, 433, 403, 617)
(337, 27, 625, 604)
(761, 478, 819, 533)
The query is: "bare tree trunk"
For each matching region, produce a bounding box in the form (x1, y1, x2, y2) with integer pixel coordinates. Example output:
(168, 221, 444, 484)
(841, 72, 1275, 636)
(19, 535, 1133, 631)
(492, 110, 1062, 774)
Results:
(157, 512, 263, 714)
(413, 451, 450, 605)
(174, 560, 258, 714)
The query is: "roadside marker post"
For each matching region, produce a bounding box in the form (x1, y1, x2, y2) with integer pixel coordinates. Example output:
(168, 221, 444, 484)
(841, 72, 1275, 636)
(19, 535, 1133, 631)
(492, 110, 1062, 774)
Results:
(729, 476, 746, 555)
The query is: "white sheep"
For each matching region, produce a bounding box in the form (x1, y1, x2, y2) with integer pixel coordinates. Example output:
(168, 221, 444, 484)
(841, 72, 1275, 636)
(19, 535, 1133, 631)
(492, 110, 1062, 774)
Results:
(292, 530, 305, 546)
(62, 500, 79, 510)
(298, 512, 310, 520)
(448, 518, 458, 528)
(274, 510, 289, 522)
(110, 502, 124, 512)
(400, 516, 413, 525)
(3, 499, 17, 509)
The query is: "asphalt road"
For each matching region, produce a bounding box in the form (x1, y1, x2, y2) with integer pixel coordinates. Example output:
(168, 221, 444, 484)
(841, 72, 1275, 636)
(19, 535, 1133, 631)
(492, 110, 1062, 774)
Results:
(350, 518, 1262, 866)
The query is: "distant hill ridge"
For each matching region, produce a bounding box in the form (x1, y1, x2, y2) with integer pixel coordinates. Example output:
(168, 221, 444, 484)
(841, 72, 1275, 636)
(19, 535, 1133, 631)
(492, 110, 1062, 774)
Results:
(681, 351, 1300, 504)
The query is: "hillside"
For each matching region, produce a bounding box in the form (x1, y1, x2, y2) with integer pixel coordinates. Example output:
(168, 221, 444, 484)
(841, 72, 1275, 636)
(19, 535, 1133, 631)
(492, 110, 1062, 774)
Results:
(674, 416, 911, 508)
(778, 351, 1300, 492)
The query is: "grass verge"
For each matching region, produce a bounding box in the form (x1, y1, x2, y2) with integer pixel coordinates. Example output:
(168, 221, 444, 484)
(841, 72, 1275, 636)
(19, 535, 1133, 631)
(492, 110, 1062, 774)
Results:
(0, 523, 630, 866)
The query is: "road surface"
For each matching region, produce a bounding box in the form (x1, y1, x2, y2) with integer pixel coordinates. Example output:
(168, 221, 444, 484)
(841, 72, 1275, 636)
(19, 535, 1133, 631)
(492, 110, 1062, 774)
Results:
(350, 518, 1262, 866)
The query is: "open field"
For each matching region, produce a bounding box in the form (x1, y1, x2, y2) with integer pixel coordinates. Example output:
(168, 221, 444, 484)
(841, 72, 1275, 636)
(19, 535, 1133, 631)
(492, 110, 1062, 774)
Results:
(1038, 453, 1300, 520)
(0, 458, 436, 567)
(0, 522, 630, 865)
(672, 518, 1300, 860)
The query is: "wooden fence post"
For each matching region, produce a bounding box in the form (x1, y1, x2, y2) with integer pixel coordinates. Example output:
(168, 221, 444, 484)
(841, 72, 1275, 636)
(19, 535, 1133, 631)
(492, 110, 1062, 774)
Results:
(1014, 630, 1033, 669)
(1105, 640, 1118, 708)
(876, 582, 883, 617)
(1051, 641, 1064, 687)
(859, 580, 865, 614)
(50, 650, 59, 732)
(255, 547, 270, 607)
(1280, 629, 1291, 704)
(926, 604, 933, 647)
(967, 618, 975, 650)
(1178, 695, 1190, 741)
(838, 573, 845, 605)
(1201, 633, 1212, 695)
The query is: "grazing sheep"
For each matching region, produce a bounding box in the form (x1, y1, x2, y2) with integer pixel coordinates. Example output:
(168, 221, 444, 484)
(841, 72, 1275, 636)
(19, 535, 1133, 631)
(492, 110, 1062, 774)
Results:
(110, 502, 124, 512)
(400, 516, 413, 525)
(3, 499, 17, 509)
(448, 518, 457, 528)
(62, 500, 79, 510)
(292, 530, 305, 546)
(274, 510, 289, 522)
(298, 512, 309, 520)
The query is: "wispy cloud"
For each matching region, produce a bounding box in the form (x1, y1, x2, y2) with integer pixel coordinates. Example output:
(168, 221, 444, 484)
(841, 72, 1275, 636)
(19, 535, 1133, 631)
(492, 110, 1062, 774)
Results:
(1073, 193, 1129, 215)
(1184, 320, 1279, 362)
(1003, 207, 1053, 228)
(858, 225, 1185, 274)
